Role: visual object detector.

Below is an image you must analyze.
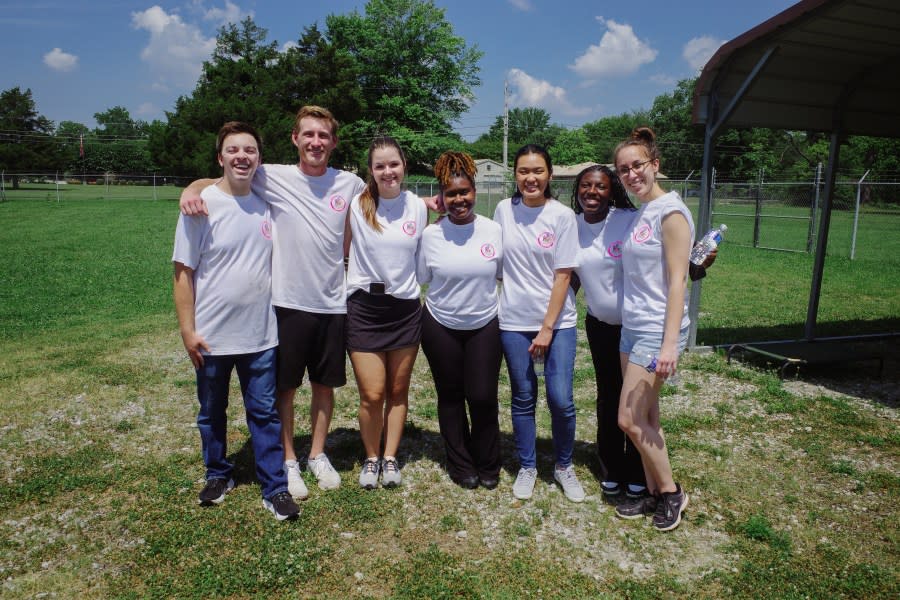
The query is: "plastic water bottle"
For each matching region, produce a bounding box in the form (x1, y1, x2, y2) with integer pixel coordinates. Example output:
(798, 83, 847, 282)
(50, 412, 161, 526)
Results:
(533, 354, 545, 378)
(640, 352, 657, 374)
(690, 223, 727, 266)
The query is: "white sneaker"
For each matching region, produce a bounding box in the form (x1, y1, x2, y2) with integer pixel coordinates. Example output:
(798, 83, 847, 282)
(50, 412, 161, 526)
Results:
(512, 467, 538, 500)
(554, 464, 586, 503)
(359, 457, 380, 490)
(307, 453, 341, 490)
(284, 460, 309, 500)
(381, 457, 402, 488)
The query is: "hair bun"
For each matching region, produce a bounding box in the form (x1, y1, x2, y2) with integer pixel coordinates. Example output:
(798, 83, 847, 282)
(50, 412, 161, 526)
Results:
(631, 126, 656, 144)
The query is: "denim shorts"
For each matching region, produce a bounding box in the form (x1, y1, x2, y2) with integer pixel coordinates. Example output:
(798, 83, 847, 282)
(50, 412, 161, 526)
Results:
(619, 327, 688, 367)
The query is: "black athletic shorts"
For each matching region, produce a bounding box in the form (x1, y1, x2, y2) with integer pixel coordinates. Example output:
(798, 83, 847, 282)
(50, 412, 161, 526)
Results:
(274, 307, 347, 390)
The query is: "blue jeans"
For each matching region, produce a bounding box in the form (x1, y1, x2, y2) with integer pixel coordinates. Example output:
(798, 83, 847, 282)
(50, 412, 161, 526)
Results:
(500, 327, 577, 469)
(196, 348, 287, 500)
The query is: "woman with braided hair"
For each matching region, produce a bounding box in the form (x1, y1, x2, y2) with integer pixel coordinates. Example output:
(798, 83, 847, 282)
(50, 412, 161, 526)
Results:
(417, 151, 504, 489)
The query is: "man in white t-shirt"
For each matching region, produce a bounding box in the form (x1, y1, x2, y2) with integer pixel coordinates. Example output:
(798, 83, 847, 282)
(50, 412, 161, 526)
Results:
(173, 122, 299, 521)
(180, 107, 365, 500)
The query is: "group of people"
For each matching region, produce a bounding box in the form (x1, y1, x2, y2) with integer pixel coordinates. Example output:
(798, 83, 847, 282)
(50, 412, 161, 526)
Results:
(173, 104, 705, 531)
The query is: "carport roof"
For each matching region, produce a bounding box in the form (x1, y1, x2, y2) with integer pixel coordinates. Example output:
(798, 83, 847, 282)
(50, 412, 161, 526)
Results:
(692, 0, 900, 137)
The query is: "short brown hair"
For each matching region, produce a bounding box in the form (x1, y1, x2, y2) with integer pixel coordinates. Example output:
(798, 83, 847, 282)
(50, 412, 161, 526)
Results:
(216, 121, 262, 156)
(292, 105, 339, 137)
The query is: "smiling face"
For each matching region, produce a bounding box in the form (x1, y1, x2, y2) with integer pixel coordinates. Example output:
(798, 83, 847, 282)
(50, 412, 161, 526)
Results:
(443, 175, 477, 224)
(515, 152, 552, 206)
(217, 132, 260, 195)
(576, 170, 612, 222)
(369, 144, 406, 199)
(291, 116, 336, 176)
(615, 145, 659, 200)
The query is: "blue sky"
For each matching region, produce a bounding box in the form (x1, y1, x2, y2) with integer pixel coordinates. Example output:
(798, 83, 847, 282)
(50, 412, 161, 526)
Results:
(4, 0, 798, 140)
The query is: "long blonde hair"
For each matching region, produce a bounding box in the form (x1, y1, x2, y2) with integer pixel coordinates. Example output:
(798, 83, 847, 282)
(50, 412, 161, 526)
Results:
(359, 136, 407, 233)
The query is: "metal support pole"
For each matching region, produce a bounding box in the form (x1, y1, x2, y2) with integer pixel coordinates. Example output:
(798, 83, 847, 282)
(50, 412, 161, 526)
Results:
(805, 134, 842, 341)
(850, 170, 869, 260)
(682, 169, 695, 201)
(55, 171, 60, 203)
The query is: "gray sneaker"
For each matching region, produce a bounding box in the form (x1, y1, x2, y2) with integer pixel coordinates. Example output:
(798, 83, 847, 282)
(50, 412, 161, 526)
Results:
(308, 453, 341, 490)
(512, 467, 538, 500)
(381, 457, 402, 488)
(359, 457, 380, 490)
(553, 465, 585, 502)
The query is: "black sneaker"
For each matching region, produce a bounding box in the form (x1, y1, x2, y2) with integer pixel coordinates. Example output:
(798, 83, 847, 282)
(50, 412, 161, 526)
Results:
(601, 481, 622, 497)
(615, 492, 659, 519)
(263, 492, 300, 521)
(198, 478, 234, 506)
(626, 484, 647, 499)
(653, 484, 688, 531)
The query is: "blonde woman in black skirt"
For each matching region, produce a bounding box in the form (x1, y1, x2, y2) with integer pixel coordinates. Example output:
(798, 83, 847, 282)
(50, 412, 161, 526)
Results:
(345, 136, 427, 489)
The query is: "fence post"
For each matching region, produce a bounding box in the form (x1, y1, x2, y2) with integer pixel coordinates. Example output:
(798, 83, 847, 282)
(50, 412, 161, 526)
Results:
(753, 168, 763, 248)
(1, 171, 5, 202)
(850, 169, 870, 260)
(153, 173, 157, 201)
(808, 163, 821, 252)
(55, 171, 60, 203)
(682, 169, 694, 201)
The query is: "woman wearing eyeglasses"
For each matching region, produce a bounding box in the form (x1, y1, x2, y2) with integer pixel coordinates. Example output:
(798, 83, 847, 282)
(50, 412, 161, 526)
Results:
(612, 127, 694, 531)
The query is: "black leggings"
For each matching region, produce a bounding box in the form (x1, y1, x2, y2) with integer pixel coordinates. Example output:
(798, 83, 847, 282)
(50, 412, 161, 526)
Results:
(421, 309, 502, 481)
(584, 315, 645, 487)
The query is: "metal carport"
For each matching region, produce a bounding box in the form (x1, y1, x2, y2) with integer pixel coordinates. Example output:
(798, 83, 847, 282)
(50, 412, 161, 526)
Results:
(688, 0, 900, 362)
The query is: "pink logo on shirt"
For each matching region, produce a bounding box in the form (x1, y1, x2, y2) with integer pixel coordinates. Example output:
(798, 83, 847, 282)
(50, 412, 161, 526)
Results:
(402, 220, 417, 236)
(607, 240, 623, 258)
(480, 243, 496, 259)
(537, 231, 555, 248)
(330, 194, 347, 212)
(632, 224, 652, 244)
(261, 219, 272, 239)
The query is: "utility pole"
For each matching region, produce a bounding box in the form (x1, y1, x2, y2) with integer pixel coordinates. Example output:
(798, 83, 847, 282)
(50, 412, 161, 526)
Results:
(503, 80, 509, 170)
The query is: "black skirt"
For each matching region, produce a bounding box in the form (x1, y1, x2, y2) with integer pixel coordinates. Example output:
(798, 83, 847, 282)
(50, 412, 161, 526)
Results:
(346, 290, 422, 352)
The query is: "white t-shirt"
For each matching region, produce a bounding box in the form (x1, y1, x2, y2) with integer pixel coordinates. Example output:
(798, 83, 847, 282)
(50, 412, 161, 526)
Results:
(252, 164, 365, 314)
(418, 215, 502, 330)
(575, 208, 638, 325)
(621, 191, 695, 332)
(493, 197, 579, 331)
(172, 185, 277, 355)
(347, 190, 428, 300)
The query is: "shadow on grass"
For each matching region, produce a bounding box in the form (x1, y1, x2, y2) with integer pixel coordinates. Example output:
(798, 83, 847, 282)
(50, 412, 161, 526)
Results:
(224, 424, 606, 492)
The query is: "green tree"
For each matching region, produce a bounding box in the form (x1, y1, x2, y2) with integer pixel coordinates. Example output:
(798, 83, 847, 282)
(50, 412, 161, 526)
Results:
(550, 128, 597, 166)
(645, 78, 703, 177)
(325, 0, 482, 171)
(0, 87, 59, 186)
(152, 17, 364, 176)
(94, 106, 145, 140)
(582, 111, 648, 163)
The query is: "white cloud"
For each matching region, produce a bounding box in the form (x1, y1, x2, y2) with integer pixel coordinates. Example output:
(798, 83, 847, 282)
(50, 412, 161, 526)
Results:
(43, 47, 78, 72)
(131, 6, 216, 90)
(507, 68, 590, 117)
(683, 36, 725, 72)
(202, 1, 252, 26)
(507, 0, 533, 10)
(135, 102, 159, 117)
(649, 73, 678, 87)
(280, 40, 298, 53)
(570, 17, 657, 80)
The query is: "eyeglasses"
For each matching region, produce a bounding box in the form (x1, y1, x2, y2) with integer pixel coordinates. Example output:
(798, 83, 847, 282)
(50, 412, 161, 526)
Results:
(617, 159, 653, 177)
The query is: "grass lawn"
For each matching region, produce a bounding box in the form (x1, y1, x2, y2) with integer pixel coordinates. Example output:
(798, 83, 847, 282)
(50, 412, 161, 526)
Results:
(0, 197, 897, 598)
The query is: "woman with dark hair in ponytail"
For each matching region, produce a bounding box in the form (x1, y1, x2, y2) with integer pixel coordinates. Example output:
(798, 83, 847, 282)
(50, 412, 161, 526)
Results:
(417, 151, 504, 490)
(494, 144, 584, 503)
(345, 136, 427, 490)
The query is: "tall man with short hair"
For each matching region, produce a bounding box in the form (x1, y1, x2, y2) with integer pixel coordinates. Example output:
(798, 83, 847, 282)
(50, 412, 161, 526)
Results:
(181, 107, 365, 500)
(173, 121, 299, 520)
